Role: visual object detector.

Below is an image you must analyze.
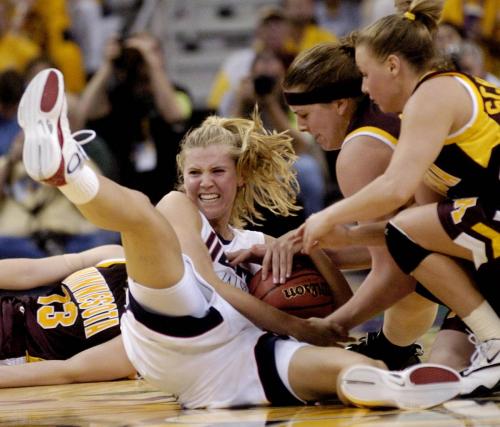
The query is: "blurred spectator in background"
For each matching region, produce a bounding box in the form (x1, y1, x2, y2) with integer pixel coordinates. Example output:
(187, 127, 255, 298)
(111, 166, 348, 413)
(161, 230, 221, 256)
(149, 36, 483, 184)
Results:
(315, 0, 362, 37)
(441, 0, 500, 77)
(79, 32, 192, 204)
(0, 1, 40, 73)
(281, 0, 337, 56)
(228, 48, 329, 235)
(0, 70, 23, 156)
(67, 0, 106, 78)
(68, 0, 146, 78)
(207, 6, 290, 115)
(359, 0, 396, 26)
(435, 21, 464, 58)
(8, 0, 86, 93)
(456, 39, 500, 86)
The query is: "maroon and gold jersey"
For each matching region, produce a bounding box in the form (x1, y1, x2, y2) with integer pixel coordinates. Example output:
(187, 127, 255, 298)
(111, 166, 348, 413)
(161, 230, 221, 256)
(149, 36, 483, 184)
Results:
(343, 98, 401, 149)
(417, 71, 499, 205)
(0, 259, 127, 361)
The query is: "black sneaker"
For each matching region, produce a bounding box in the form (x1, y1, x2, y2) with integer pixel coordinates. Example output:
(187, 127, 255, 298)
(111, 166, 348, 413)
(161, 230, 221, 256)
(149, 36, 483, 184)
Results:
(346, 331, 423, 371)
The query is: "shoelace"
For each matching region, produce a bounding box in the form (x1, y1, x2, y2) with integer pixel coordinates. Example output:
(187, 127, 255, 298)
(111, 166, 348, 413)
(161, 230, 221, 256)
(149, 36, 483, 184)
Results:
(72, 130, 96, 145)
(462, 334, 488, 376)
(350, 333, 424, 356)
(413, 344, 424, 357)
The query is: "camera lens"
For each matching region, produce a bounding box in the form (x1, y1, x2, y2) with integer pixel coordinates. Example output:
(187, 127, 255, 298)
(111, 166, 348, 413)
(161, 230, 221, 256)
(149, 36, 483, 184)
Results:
(253, 75, 276, 96)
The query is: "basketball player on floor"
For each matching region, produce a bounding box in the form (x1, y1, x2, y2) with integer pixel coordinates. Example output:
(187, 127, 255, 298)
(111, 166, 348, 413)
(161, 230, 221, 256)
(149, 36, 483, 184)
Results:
(0, 60, 352, 387)
(14, 67, 462, 409)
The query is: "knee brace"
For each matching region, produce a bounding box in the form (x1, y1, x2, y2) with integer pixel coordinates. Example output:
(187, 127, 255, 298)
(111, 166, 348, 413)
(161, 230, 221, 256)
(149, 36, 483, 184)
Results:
(385, 221, 432, 274)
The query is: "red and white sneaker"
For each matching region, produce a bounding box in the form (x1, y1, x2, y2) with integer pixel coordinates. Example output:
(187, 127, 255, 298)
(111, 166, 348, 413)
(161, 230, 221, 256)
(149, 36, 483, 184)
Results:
(340, 363, 461, 410)
(17, 68, 93, 186)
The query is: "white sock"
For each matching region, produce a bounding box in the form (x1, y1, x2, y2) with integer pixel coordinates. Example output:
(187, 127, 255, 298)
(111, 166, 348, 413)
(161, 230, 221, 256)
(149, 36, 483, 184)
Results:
(462, 300, 500, 342)
(59, 165, 99, 204)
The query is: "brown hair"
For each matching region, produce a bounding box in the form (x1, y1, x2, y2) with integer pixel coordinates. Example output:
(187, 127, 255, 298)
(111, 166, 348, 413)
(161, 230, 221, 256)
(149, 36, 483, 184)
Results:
(283, 36, 361, 91)
(176, 111, 299, 228)
(356, 0, 444, 72)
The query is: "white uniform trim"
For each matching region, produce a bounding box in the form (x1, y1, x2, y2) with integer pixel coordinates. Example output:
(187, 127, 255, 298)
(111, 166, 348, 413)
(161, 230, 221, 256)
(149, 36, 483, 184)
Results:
(0, 357, 26, 365)
(342, 130, 397, 150)
(447, 76, 478, 139)
(200, 213, 264, 292)
(121, 255, 308, 408)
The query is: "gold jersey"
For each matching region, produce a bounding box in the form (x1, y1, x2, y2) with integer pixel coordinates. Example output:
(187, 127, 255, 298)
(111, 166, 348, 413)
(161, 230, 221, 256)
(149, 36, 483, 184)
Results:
(417, 71, 499, 204)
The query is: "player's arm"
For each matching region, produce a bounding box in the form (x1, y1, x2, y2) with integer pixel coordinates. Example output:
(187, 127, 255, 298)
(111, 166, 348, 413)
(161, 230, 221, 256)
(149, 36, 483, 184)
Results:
(156, 192, 346, 346)
(308, 248, 353, 309)
(0, 245, 124, 290)
(301, 83, 456, 251)
(324, 246, 371, 270)
(0, 336, 135, 388)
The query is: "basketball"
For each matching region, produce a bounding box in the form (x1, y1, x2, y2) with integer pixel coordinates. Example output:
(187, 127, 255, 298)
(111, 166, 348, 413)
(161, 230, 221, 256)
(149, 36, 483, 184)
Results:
(248, 257, 335, 318)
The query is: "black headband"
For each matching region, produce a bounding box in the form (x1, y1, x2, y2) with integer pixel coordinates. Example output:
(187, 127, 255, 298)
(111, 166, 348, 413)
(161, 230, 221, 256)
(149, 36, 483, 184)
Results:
(284, 78, 363, 105)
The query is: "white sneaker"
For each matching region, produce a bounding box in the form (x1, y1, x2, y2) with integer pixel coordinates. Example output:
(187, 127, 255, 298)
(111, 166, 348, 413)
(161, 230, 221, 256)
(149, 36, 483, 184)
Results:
(340, 363, 461, 410)
(17, 68, 92, 186)
(461, 337, 500, 397)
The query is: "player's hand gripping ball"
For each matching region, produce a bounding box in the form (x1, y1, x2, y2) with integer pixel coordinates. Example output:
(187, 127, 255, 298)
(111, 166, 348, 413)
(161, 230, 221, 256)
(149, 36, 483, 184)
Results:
(248, 256, 335, 318)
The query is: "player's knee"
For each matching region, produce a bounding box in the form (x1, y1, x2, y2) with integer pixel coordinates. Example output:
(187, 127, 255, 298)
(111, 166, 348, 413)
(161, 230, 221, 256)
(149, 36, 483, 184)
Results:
(385, 221, 432, 275)
(128, 190, 157, 224)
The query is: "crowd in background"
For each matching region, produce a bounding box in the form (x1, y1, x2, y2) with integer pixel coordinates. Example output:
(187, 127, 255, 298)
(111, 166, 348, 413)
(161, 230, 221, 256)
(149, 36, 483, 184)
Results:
(0, 0, 498, 258)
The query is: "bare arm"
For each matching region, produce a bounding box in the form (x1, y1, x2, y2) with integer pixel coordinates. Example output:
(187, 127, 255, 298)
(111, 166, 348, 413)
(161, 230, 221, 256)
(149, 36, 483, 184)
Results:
(156, 192, 345, 345)
(308, 248, 353, 309)
(260, 95, 309, 155)
(0, 336, 135, 388)
(0, 245, 124, 290)
(301, 80, 461, 251)
(327, 245, 417, 331)
(76, 39, 119, 125)
(324, 246, 372, 270)
(126, 34, 186, 123)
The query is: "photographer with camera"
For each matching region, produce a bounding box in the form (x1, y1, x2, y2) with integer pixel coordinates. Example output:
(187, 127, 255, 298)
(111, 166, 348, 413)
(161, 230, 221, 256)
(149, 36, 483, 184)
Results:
(78, 32, 192, 204)
(228, 48, 328, 234)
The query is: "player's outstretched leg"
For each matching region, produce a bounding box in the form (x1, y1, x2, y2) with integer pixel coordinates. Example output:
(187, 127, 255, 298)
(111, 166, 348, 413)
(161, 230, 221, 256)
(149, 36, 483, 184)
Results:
(18, 68, 183, 289)
(338, 363, 461, 410)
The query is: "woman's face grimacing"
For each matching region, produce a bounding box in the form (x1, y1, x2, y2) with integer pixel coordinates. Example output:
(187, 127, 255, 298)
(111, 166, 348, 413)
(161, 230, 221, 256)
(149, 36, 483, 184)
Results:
(182, 144, 242, 228)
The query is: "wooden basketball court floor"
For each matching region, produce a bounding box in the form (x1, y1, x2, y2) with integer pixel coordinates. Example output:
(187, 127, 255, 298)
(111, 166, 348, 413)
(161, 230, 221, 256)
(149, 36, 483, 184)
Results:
(2, 323, 500, 427)
(4, 272, 500, 426)
(2, 376, 500, 426)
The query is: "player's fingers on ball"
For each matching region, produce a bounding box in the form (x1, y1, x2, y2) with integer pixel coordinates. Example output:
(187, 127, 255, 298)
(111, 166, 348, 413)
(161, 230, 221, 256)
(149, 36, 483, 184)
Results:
(278, 250, 288, 284)
(272, 251, 281, 283)
(261, 250, 271, 280)
(277, 245, 287, 280)
(286, 250, 293, 279)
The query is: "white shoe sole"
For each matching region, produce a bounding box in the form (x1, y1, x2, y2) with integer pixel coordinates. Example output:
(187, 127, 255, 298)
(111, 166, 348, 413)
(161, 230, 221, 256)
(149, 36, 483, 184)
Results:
(18, 68, 67, 183)
(341, 364, 461, 410)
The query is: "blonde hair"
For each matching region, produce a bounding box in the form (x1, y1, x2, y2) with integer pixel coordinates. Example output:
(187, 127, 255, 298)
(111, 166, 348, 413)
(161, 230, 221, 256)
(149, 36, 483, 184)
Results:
(356, 0, 444, 72)
(283, 36, 362, 91)
(176, 112, 300, 229)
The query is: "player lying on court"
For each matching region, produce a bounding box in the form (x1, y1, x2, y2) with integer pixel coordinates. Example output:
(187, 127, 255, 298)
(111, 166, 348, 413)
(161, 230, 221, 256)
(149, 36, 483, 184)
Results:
(10, 66, 463, 410)
(154, 107, 354, 335)
(0, 245, 138, 385)
(0, 78, 354, 390)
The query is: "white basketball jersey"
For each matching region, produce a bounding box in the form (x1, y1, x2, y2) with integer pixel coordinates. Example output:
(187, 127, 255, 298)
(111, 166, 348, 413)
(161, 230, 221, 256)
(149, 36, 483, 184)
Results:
(121, 256, 268, 408)
(200, 213, 264, 292)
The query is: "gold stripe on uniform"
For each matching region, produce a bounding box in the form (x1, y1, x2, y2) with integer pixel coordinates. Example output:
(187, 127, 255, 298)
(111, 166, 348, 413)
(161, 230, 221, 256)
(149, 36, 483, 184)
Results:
(346, 126, 398, 147)
(471, 223, 500, 259)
